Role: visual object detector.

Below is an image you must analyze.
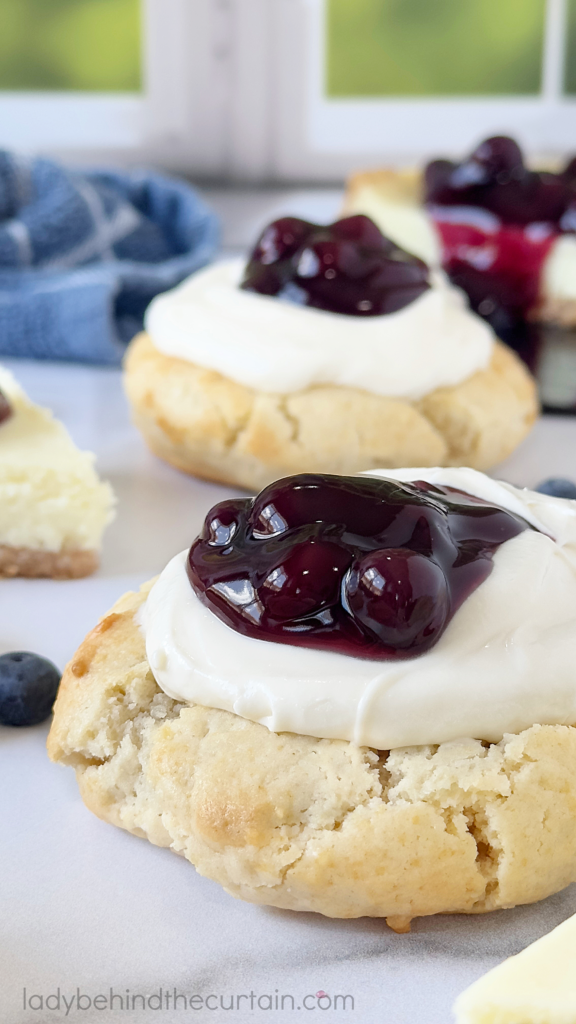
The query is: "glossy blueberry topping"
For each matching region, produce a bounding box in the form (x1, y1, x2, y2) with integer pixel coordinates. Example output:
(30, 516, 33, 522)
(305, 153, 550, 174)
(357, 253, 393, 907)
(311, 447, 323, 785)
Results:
(0, 652, 61, 727)
(240, 214, 430, 316)
(0, 389, 12, 425)
(424, 136, 576, 342)
(535, 477, 576, 500)
(187, 474, 531, 660)
(425, 136, 576, 226)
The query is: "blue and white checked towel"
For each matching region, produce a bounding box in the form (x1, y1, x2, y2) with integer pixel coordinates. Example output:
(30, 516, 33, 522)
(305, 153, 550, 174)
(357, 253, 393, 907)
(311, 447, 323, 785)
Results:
(0, 152, 220, 364)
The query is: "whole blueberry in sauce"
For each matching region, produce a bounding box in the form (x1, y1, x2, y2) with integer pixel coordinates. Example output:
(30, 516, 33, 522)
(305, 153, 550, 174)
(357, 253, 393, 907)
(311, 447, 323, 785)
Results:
(240, 215, 430, 316)
(0, 389, 12, 425)
(187, 474, 532, 660)
(346, 548, 450, 651)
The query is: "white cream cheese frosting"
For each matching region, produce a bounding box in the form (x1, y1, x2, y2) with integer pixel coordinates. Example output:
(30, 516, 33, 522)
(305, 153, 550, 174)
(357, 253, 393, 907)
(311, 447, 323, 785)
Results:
(0, 367, 115, 551)
(140, 467, 576, 750)
(144, 257, 493, 401)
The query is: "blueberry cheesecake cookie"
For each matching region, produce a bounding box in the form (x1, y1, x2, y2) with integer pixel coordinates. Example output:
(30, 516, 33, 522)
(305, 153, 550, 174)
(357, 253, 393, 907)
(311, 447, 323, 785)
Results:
(123, 216, 537, 491)
(0, 366, 115, 578)
(48, 468, 576, 928)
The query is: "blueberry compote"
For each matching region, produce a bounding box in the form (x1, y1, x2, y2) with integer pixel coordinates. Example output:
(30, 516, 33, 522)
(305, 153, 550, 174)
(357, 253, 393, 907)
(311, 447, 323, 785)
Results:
(424, 136, 576, 345)
(187, 474, 532, 661)
(240, 214, 429, 316)
(0, 389, 12, 425)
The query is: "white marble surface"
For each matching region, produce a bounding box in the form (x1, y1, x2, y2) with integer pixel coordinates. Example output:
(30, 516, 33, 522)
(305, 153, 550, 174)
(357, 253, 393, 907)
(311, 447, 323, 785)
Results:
(2, 357, 576, 1024)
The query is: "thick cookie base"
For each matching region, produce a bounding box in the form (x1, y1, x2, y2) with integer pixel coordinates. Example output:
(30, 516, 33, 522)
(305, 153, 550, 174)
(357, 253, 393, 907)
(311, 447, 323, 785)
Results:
(124, 333, 537, 492)
(48, 584, 576, 926)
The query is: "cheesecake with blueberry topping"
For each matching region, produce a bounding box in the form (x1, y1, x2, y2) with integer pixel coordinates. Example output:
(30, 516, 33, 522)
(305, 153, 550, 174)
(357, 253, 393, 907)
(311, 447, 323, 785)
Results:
(344, 137, 576, 412)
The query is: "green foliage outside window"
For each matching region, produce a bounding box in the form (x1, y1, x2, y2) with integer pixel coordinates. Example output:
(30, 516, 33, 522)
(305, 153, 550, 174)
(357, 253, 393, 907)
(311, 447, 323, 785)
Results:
(326, 0, 546, 97)
(2, 0, 573, 99)
(0, 0, 141, 91)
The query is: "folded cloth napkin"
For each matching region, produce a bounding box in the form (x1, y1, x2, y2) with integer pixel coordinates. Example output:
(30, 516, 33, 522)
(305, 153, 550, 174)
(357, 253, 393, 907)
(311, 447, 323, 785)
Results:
(0, 151, 220, 364)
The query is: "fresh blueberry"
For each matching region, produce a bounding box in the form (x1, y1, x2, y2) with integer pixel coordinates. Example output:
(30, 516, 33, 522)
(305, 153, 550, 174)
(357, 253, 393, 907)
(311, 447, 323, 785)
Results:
(535, 477, 576, 500)
(0, 652, 61, 727)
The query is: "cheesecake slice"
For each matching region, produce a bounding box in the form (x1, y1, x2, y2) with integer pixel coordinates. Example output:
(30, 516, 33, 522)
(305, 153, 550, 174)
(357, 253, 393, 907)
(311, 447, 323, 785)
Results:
(343, 168, 441, 266)
(344, 165, 576, 326)
(454, 913, 576, 1024)
(0, 367, 115, 579)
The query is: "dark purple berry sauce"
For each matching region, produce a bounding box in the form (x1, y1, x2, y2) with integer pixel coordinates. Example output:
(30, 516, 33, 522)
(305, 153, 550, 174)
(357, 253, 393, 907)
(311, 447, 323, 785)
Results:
(240, 214, 430, 316)
(424, 136, 576, 342)
(0, 389, 12, 426)
(425, 136, 576, 227)
(187, 474, 532, 661)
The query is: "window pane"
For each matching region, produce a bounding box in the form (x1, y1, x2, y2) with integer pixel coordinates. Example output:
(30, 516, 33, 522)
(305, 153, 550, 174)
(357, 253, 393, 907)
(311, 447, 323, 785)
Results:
(0, 0, 141, 91)
(326, 0, 545, 97)
(565, 0, 576, 93)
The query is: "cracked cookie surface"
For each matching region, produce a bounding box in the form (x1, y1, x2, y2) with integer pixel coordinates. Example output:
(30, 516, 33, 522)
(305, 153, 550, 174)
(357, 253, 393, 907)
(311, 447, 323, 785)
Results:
(48, 583, 576, 925)
(123, 333, 537, 492)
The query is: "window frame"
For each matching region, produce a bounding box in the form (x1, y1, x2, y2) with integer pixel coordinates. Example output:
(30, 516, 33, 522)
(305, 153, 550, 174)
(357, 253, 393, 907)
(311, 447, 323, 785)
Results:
(269, 0, 576, 181)
(1, 0, 575, 181)
(0, 0, 238, 173)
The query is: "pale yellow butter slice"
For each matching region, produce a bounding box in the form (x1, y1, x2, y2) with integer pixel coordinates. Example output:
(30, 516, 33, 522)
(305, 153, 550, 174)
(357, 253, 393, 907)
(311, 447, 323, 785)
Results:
(454, 913, 576, 1024)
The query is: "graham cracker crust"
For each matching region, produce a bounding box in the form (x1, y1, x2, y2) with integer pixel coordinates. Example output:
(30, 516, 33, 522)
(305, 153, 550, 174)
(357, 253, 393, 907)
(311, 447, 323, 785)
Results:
(0, 545, 99, 580)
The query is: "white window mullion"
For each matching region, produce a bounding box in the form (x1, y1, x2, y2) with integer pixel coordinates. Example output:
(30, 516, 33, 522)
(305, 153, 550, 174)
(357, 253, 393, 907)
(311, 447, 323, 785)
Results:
(144, 0, 193, 153)
(227, 0, 274, 181)
(541, 0, 568, 100)
(271, 0, 324, 180)
(144, 0, 233, 176)
(146, 0, 276, 182)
